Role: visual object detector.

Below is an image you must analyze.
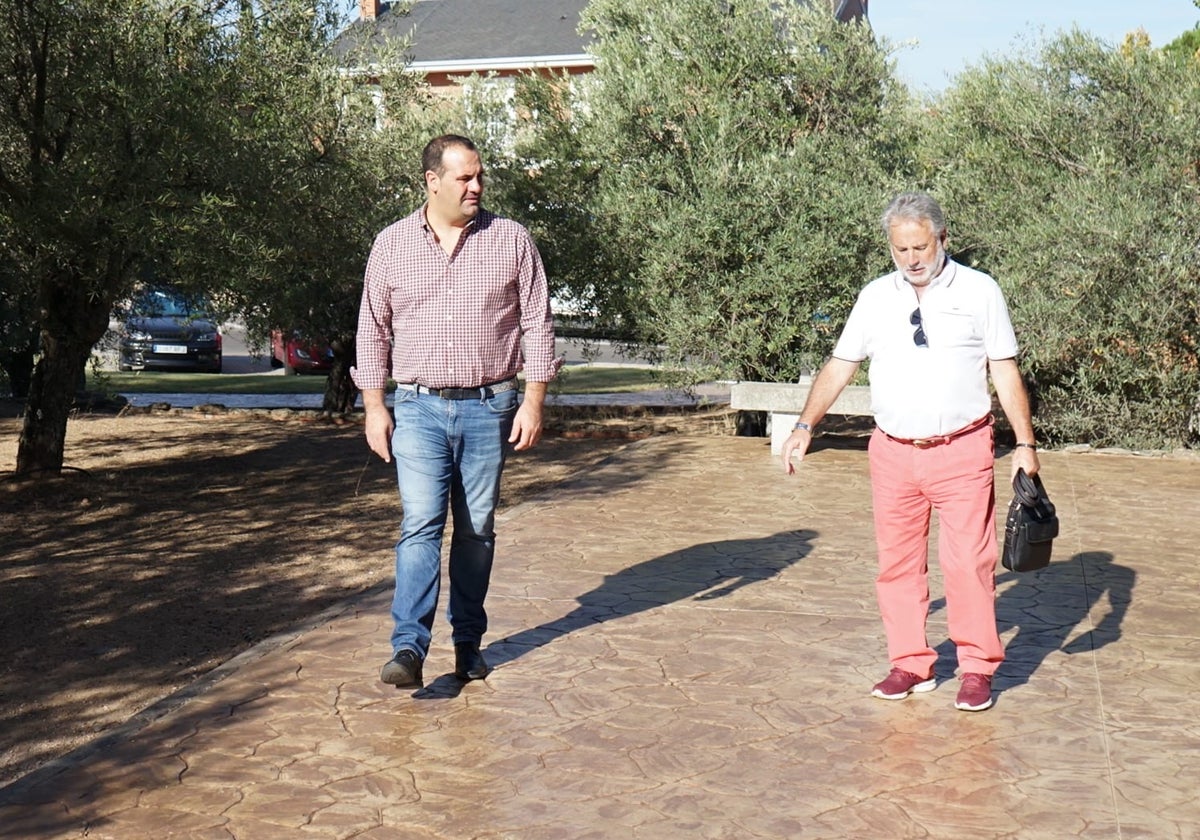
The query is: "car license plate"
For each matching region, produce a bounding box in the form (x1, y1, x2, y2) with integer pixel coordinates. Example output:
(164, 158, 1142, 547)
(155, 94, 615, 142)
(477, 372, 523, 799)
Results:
(153, 344, 188, 354)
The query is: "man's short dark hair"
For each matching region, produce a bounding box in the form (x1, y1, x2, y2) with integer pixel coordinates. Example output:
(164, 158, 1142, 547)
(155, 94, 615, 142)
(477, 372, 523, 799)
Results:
(422, 134, 478, 177)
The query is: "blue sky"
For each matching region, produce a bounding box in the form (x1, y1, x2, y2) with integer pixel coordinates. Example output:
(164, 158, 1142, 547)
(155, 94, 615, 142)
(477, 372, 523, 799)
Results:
(868, 1, 1200, 94)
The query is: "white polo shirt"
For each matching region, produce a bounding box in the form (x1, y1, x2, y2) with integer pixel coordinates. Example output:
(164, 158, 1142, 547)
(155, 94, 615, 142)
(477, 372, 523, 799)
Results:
(831, 259, 1018, 439)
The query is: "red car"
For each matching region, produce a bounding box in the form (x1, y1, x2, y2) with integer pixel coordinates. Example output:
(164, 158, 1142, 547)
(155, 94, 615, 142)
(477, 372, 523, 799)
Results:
(270, 330, 334, 375)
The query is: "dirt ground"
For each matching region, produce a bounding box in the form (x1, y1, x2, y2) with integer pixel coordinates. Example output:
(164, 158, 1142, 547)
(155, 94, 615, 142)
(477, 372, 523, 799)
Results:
(0, 399, 738, 789)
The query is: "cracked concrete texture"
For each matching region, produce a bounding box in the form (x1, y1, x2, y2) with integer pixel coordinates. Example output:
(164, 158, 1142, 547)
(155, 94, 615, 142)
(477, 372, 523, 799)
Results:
(2, 436, 1198, 839)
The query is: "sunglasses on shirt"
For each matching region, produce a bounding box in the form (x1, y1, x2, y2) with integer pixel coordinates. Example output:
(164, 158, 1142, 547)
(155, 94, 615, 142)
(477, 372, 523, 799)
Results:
(911, 308, 928, 348)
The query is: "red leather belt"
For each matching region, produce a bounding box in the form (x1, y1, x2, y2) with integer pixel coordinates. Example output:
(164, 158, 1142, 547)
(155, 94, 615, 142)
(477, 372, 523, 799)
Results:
(882, 414, 993, 448)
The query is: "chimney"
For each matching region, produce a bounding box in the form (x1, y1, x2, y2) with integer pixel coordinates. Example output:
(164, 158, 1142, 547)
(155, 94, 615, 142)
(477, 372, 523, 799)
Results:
(832, 0, 868, 22)
(359, 0, 381, 20)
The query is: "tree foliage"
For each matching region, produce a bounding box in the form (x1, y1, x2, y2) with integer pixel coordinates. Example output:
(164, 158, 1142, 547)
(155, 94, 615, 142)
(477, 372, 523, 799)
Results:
(220, 11, 434, 414)
(466, 0, 915, 380)
(471, 5, 1200, 449)
(563, 0, 914, 381)
(460, 71, 634, 343)
(0, 0, 424, 474)
(1163, 0, 1200, 63)
(918, 31, 1200, 448)
(7, 0, 1197, 461)
(2, 0, 220, 472)
(1163, 26, 1200, 63)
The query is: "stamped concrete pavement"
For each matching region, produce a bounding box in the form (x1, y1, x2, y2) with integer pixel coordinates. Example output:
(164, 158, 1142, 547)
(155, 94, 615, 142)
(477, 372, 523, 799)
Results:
(2, 435, 1198, 839)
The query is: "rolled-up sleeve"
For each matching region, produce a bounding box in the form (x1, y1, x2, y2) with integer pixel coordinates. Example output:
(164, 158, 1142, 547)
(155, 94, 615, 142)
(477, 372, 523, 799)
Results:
(516, 230, 558, 383)
(351, 233, 394, 391)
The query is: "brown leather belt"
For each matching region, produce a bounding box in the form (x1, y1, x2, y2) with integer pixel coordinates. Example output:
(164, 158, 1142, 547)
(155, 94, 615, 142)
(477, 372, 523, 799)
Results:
(882, 414, 993, 448)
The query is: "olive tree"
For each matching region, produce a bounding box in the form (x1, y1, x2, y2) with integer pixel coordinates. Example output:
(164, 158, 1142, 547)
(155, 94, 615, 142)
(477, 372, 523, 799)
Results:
(919, 31, 1200, 449)
(0, 0, 423, 474)
(227, 20, 435, 415)
(1163, 0, 1200, 62)
(563, 0, 915, 381)
(453, 70, 637, 354)
(2, 0, 174, 473)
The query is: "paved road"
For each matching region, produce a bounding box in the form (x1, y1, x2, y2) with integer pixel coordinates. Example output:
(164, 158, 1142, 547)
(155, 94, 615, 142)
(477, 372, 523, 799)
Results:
(97, 323, 658, 377)
(95, 322, 719, 411)
(214, 324, 274, 375)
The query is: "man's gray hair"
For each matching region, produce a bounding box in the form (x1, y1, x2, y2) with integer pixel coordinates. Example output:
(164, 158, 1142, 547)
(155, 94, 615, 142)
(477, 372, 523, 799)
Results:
(880, 192, 946, 237)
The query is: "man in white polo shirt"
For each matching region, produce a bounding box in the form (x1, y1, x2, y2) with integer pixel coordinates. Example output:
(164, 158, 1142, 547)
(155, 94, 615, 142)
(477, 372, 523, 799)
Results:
(782, 192, 1040, 712)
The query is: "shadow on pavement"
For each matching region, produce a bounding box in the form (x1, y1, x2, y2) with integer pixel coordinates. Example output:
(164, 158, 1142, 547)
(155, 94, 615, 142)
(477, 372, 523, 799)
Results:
(918, 551, 1136, 691)
(477, 529, 818, 674)
(996, 551, 1135, 689)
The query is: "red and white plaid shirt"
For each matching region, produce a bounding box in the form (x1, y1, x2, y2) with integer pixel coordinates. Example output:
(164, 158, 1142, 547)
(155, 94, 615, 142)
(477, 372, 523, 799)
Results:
(352, 207, 557, 391)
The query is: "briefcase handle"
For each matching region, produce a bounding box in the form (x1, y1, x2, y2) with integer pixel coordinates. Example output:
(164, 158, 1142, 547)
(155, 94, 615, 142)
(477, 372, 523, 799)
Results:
(1013, 468, 1056, 521)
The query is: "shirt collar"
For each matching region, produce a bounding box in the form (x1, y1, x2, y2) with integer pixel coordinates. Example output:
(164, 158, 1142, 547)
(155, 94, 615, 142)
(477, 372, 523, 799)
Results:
(930, 257, 956, 288)
(420, 203, 480, 233)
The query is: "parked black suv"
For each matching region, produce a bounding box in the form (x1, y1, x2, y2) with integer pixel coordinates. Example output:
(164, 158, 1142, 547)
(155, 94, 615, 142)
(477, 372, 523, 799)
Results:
(118, 287, 223, 373)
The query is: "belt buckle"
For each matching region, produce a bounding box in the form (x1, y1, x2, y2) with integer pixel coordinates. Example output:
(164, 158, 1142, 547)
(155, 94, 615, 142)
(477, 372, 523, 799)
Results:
(911, 436, 945, 449)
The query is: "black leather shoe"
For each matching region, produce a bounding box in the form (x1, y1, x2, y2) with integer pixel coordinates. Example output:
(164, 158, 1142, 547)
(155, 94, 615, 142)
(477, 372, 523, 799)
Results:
(454, 641, 491, 680)
(380, 649, 423, 687)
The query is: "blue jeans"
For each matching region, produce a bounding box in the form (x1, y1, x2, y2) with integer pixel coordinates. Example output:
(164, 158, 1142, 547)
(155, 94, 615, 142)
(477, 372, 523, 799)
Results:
(389, 387, 518, 658)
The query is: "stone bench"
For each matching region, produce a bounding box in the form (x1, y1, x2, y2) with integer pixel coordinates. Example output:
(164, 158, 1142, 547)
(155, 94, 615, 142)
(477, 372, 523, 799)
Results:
(730, 378, 873, 454)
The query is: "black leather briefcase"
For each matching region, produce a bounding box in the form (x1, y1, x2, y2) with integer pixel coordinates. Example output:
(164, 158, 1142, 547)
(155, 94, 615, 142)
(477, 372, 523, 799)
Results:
(1001, 468, 1059, 572)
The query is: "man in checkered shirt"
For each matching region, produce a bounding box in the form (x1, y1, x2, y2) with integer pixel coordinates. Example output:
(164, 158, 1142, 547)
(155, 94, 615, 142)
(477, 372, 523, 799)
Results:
(353, 134, 559, 690)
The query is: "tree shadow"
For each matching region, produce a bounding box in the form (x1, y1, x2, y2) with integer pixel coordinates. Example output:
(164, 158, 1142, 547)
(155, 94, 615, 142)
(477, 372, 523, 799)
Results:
(2, 403, 728, 774)
(0, 419, 404, 781)
(994, 551, 1135, 690)
(480, 529, 818, 671)
(0, 414, 687, 784)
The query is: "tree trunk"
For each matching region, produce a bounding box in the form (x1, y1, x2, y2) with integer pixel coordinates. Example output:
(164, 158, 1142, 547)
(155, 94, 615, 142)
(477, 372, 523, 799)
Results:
(15, 277, 115, 477)
(322, 337, 358, 414)
(16, 332, 91, 474)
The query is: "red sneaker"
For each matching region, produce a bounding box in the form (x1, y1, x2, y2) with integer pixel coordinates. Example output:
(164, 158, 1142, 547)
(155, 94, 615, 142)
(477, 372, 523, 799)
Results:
(871, 667, 937, 700)
(954, 673, 994, 711)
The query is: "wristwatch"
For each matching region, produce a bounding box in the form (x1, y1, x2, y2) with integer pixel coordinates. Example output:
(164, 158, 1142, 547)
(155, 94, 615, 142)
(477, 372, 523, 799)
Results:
(792, 421, 813, 434)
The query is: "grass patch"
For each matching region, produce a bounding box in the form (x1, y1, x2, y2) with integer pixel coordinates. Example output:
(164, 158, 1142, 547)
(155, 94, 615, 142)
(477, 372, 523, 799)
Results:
(90, 365, 667, 396)
(551, 366, 662, 394)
